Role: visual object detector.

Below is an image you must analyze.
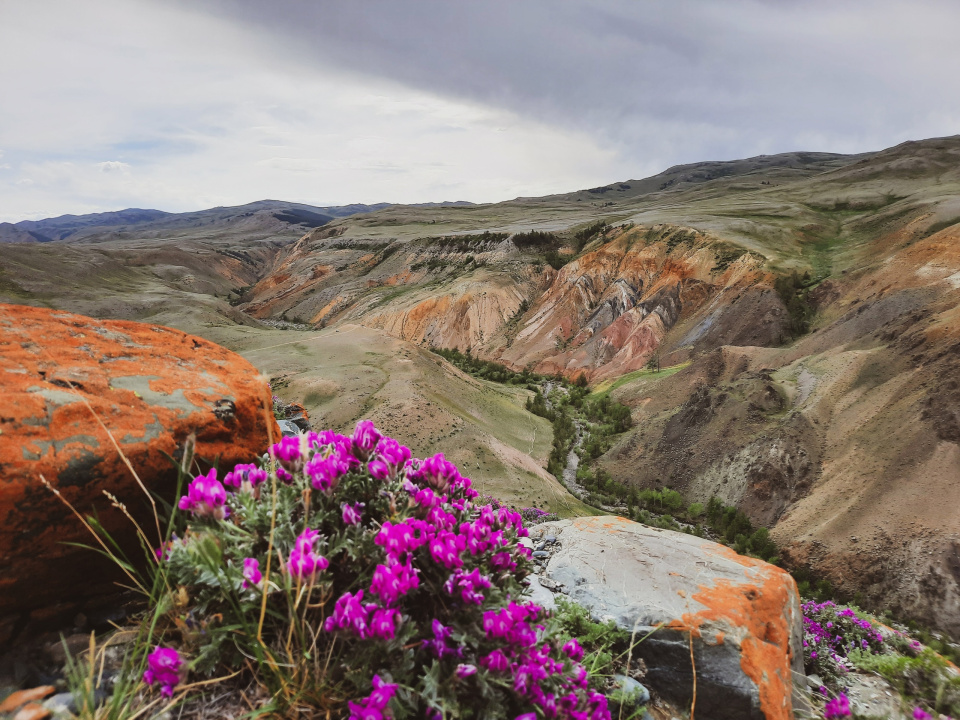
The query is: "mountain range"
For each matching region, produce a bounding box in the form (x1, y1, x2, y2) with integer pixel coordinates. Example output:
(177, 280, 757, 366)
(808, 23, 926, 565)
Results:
(2, 135, 959, 634)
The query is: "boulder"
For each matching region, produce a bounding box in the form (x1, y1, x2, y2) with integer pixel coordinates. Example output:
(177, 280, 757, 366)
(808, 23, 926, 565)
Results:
(534, 516, 803, 720)
(0, 304, 278, 642)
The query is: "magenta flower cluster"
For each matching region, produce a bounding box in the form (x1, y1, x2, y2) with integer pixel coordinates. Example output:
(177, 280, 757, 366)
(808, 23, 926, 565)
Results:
(479, 496, 560, 526)
(160, 419, 607, 719)
(142, 646, 184, 697)
(223, 463, 267, 494)
(348, 675, 398, 720)
(287, 527, 330, 582)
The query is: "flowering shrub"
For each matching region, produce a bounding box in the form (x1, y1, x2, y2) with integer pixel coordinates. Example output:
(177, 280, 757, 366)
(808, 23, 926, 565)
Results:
(520, 507, 560, 526)
(801, 600, 884, 684)
(156, 421, 611, 718)
(478, 495, 560, 527)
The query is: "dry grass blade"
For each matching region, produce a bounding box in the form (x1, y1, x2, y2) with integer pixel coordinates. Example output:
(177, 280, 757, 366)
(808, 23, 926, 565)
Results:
(689, 629, 696, 720)
(103, 490, 154, 559)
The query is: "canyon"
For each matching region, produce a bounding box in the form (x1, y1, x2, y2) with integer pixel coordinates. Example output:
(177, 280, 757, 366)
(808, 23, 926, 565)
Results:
(2, 135, 959, 635)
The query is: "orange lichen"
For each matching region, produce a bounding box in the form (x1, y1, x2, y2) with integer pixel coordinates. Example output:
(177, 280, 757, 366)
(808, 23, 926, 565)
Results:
(0, 303, 279, 621)
(673, 571, 796, 720)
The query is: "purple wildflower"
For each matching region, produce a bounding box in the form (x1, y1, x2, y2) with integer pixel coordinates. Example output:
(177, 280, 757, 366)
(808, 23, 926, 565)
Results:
(456, 663, 477, 678)
(824, 693, 851, 719)
(443, 567, 491, 605)
(270, 436, 304, 472)
(142, 646, 184, 697)
(324, 590, 376, 638)
(562, 638, 584, 662)
(242, 558, 262, 589)
(481, 648, 511, 672)
(222, 463, 267, 494)
(287, 528, 329, 583)
(376, 437, 411, 477)
(368, 460, 390, 480)
(305, 453, 349, 493)
(414, 452, 461, 493)
(371, 558, 420, 605)
(348, 674, 397, 719)
(352, 420, 383, 459)
(178, 468, 229, 520)
(342, 502, 365, 526)
(369, 607, 401, 640)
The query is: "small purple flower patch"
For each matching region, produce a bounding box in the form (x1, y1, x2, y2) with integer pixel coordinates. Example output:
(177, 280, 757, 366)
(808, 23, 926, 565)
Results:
(823, 693, 851, 719)
(143, 646, 184, 697)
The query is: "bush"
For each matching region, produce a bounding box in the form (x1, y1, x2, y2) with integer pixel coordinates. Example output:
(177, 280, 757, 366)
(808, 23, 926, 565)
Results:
(849, 648, 960, 716)
(512, 231, 559, 249)
(774, 270, 815, 338)
(543, 249, 570, 270)
(574, 221, 609, 251)
(153, 422, 613, 718)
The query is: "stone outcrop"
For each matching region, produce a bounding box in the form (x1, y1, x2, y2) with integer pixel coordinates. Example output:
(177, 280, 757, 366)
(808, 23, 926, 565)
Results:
(532, 516, 803, 720)
(0, 304, 278, 643)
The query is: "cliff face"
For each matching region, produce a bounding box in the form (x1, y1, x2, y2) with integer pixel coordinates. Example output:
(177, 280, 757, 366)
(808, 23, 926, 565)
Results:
(240, 224, 787, 382)
(498, 226, 782, 380)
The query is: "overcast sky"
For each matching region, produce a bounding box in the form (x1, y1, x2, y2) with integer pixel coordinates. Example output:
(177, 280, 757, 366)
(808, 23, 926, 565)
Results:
(2, 0, 959, 221)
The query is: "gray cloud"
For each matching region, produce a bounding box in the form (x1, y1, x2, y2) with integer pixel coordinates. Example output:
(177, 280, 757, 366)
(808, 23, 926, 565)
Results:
(193, 0, 960, 164)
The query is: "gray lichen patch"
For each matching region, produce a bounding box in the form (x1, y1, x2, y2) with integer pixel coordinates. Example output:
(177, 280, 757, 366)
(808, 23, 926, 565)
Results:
(25, 386, 83, 408)
(120, 419, 165, 444)
(109, 375, 220, 416)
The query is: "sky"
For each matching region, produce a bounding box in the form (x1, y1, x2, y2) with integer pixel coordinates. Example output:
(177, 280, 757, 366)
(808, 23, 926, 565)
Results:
(2, 0, 960, 222)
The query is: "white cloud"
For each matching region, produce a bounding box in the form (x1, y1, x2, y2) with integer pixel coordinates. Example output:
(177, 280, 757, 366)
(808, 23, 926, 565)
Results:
(0, 0, 631, 220)
(2, 0, 960, 221)
(97, 161, 131, 173)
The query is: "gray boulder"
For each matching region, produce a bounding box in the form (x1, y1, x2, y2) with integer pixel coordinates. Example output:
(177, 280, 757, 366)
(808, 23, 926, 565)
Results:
(535, 516, 804, 720)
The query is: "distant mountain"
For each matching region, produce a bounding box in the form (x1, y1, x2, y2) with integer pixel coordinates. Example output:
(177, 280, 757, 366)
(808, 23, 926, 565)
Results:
(403, 201, 476, 208)
(0, 222, 47, 244)
(541, 150, 872, 203)
(11, 209, 171, 242)
(0, 201, 395, 244)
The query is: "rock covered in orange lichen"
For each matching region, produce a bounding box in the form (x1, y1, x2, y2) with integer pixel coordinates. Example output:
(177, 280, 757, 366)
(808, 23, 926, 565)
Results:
(0, 304, 279, 642)
(535, 515, 803, 720)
